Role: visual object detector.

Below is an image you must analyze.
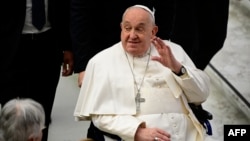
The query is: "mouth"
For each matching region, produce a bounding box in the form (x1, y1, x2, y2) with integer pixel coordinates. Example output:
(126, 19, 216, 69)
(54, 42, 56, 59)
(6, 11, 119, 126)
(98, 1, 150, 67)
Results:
(127, 41, 139, 45)
(127, 42, 138, 48)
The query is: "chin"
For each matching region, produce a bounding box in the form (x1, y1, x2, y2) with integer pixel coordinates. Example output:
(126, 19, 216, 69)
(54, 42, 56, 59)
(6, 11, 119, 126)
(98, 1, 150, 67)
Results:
(127, 49, 140, 56)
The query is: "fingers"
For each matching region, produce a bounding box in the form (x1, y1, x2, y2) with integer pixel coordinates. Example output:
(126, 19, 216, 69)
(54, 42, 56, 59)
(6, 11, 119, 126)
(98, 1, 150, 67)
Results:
(153, 134, 171, 141)
(155, 37, 166, 47)
(78, 71, 85, 87)
(153, 136, 171, 141)
(135, 127, 171, 141)
(78, 76, 82, 87)
(151, 37, 168, 50)
(151, 37, 167, 64)
(155, 129, 171, 141)
(62, 63, 73, 76)
(151, 37, 161, 50)
(78, 79, 82, 87)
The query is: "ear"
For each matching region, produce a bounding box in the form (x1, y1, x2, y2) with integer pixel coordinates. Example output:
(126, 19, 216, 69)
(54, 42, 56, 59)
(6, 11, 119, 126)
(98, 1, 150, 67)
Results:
(120, 22, 123, 30)
(152, 25, 158, 36)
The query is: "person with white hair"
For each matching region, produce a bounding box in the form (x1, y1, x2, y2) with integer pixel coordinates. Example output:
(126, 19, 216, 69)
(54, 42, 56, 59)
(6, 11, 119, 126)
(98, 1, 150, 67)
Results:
(74, 5, 210, 141)
(0, 98, 45, 141)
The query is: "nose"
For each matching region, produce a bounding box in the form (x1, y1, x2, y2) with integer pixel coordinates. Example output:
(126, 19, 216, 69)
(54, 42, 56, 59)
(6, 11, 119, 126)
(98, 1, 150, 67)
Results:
(129, 30, 138, 39)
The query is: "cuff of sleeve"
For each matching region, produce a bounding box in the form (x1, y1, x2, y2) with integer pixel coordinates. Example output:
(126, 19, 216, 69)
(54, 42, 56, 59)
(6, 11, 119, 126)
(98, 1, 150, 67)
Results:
(120, 120, 145, 141)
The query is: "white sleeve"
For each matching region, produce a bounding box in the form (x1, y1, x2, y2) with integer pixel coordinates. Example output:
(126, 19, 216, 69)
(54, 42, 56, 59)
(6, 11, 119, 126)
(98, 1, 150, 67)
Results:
(92, 115, 145, 141)
(168, 41, 210, 103)
(174, 66, 210, 103)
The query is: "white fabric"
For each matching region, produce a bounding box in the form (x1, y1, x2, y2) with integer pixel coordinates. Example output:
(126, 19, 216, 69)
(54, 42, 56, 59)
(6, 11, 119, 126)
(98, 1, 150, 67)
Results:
(102, 113, 198, 141)
(74, 40, 210, 141)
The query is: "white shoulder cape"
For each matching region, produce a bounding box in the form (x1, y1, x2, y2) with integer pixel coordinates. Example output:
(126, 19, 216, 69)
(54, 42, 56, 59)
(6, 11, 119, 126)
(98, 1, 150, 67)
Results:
(74, 41, 208, 121)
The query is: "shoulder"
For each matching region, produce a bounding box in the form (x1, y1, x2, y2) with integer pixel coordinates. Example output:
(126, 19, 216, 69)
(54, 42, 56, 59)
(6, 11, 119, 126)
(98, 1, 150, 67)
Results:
(163, 40, 184, 52)
(89, 42, 122, 63)
(162, 40, 188, 61)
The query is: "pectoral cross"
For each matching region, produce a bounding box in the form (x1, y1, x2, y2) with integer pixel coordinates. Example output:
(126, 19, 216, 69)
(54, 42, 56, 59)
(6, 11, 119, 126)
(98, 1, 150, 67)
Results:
(135, 92, 145, 112)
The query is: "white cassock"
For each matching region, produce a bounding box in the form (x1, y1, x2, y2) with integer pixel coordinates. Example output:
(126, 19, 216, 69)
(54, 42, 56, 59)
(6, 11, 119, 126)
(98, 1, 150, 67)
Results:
(74, 40, 210, 141)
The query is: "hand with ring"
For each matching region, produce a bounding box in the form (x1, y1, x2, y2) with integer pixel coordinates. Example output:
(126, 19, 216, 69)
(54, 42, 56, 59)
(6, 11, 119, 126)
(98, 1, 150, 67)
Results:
(154, 137, 159, 141)
(134, 127, 171, 141)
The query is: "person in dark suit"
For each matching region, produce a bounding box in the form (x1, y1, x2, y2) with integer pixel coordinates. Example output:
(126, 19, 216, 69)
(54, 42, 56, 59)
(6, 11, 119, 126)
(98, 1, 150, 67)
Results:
(154, 0, 229, 135)
(0, 0, 73, 141)
(154, 0, 229, 70)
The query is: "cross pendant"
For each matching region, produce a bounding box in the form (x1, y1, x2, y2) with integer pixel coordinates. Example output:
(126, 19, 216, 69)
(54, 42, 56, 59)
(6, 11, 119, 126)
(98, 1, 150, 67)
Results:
(135, 92, 145, 112)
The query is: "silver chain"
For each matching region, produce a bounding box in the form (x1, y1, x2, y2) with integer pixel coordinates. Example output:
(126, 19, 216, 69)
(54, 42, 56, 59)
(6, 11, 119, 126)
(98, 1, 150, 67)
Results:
(124, 48, 151, 111)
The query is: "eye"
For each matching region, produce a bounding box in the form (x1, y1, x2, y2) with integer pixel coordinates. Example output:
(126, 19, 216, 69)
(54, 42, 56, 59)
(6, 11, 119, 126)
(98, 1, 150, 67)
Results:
(124, 26, 131, 32)
(136, 27, 144, 33)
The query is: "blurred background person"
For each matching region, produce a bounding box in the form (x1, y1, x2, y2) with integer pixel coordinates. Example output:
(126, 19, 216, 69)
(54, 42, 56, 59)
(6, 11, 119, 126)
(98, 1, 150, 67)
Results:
(0, 0, 74, 141)
(154, 0, 229, 70)
(0, 98, 45, 141)
(154, 0, 229, 130)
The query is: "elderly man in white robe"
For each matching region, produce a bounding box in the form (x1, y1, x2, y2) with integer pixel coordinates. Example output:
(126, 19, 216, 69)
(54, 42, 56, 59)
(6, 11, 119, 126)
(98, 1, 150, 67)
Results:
(74, 5, 211, 141)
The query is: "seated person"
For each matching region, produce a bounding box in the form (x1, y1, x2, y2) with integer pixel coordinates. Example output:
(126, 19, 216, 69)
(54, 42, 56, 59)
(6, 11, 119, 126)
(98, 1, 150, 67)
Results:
(74, 5, 211, 141)
(0, 98, 45, 141)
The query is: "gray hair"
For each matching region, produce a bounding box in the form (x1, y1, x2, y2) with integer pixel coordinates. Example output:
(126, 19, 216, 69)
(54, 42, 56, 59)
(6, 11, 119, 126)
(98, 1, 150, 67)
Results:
(0, 98, 45, 141)
(122, 5, 155, 25)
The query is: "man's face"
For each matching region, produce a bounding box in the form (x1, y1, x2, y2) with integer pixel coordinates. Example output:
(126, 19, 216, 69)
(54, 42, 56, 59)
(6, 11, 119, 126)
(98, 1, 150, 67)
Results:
(120, 8, 157, 56)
